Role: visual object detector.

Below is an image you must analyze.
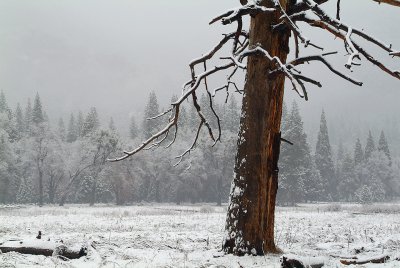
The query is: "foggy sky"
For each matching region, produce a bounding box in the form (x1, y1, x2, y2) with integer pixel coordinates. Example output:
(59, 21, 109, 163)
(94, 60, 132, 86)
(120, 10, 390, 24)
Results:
(1, 0, 399, 148)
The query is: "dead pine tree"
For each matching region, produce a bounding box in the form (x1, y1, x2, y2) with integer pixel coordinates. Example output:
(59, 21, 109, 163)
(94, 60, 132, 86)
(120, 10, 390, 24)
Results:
(110, 0, 400, 256)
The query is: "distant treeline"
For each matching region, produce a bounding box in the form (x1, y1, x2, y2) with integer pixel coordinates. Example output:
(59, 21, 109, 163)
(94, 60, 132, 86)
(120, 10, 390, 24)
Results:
(0, 91, 398, 206)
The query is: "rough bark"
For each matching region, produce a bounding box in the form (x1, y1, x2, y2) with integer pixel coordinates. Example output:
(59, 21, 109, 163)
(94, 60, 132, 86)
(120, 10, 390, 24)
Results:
(223, 0, 291, 255)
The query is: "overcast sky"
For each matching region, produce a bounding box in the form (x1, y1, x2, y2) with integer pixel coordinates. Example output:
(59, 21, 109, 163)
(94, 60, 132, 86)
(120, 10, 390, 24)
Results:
(1, 0, 399, 147)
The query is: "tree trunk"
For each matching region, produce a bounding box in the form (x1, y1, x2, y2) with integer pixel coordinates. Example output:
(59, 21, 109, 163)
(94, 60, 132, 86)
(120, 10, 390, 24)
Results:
(0, 241, 87, 259)
(89, 178, 97, 206)
(223, 0, 290, 255)
(38, 168, 44, 207)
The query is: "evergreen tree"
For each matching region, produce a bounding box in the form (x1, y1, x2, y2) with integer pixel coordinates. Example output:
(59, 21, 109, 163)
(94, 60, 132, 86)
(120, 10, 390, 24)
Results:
(278, 101, 314, 204)
(58, 117, 66, 141)
(314, 110, 334, 198)
(364, 130, 376, 160)
(354, 138, 364, 165)
(337, 152, 356, 201)
(32, 93, 44, 126)
(378, 130, 391, 166)
(0, 121, 13, 203)
(0, 91, 17, 142)
(0, 90, 8, 113)
(129, 116, 138, 139)
(66, 113, 77, 142)
(14, 103, 24, 139)
(82, 107, 100, 137)
(24, 98, 33, 135)
(142, 91, 160, 139)
(225, 95, 240, 132)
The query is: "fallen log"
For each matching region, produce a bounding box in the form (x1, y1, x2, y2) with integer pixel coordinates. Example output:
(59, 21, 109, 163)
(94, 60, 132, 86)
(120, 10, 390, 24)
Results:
(0, 239, 87, 259)
(281, 254, 326, 268)
(340, 254, 390, 265)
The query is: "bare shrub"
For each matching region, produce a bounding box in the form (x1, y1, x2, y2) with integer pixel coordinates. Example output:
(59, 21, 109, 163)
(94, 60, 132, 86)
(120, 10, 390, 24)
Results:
(324, 204, 342, 212)
(359, 204, 400, 214)
(199, 205, 215, 213)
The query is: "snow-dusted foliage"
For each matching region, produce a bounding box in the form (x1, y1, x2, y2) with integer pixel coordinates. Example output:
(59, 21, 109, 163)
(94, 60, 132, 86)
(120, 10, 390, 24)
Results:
(0, 91, 241, 206)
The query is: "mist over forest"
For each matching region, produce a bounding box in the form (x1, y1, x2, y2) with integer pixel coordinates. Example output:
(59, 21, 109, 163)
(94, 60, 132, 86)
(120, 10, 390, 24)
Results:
(1, 0, 400, 267)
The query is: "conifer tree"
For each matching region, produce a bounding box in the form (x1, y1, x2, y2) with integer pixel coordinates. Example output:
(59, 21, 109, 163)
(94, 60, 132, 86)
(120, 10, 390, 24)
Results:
(314, 110, 335, 197)
(0, 90, 8, 113)
(24, 99, 33, 135)
(279, 101, 313, 204)
(82, 107, 100, 137)
(364, 130, 376, 160)
(14, 103, 24, 139)
(354, 138, 364, 165)
(32, 93, 44, 126)
(337, 152, 356, 201)
(66, 113, 77, 143)
(378, 130, 391, 166)
(225, 95, 240, 132)
(142, 91, 160, 139)
(129, 116, 138, 139)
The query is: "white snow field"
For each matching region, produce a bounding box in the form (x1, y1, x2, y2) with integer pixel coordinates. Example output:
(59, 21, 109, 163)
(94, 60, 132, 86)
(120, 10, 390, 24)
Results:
(1, 203, 400, 268)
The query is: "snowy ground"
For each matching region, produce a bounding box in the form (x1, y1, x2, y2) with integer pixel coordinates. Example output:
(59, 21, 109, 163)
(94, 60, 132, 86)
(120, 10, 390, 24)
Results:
(1, 203, 400, 268)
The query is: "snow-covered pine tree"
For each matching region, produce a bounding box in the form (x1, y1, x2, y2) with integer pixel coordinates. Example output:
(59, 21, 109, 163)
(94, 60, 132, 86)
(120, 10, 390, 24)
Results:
(82, 107, 100, 137)
(0, 121, 13, 203)
(0, 92, 17, 142)
(14, 103, 24, 140)
(32, 93, 45, 126)
(24, 98, 33, 136)
(224, 95, 240, 133)
(354, 138, 364, 165)
(142, 91, 160, 139)
(378, 130, 391, 166)
(337, 152, 356, 201)
(278, 101, 313, 204)
(0, 91, 8, 113)
(364, 130, 376, 160)
(314, 110, 334, 199)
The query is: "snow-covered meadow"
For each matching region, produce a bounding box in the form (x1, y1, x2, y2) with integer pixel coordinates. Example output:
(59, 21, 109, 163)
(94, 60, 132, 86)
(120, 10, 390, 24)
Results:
(1, 203, 400, 267)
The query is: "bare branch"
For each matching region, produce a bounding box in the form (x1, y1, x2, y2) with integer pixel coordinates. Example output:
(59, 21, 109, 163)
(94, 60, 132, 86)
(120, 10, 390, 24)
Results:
(210, 3, 275, 25)
(147, 108, 173, 121)
(301, 16, 400, 80)
(373, 0, 400, 7)
(288, 52, 363, 85)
